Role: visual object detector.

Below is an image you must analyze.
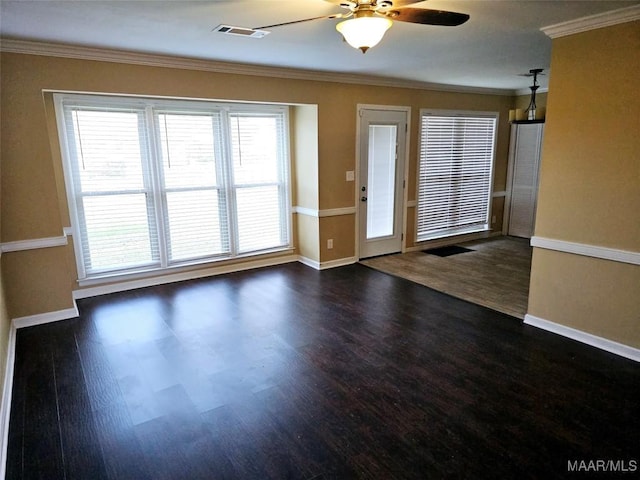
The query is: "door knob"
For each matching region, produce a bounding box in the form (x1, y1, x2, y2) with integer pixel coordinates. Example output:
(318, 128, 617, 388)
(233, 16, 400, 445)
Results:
(361, 196, 367, 202)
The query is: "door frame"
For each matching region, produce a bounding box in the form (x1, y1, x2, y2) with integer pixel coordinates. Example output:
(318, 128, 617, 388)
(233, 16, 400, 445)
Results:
(355, 104, 411, 260)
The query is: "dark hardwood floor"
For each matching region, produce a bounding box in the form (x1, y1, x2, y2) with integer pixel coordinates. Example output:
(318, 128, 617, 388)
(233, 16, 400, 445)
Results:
(6, 263, 639, 479)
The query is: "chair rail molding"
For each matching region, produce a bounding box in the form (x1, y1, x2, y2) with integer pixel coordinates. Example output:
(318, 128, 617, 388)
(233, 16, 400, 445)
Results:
(293, 206, 356, 218)
(530, 236, 640, 266)
(0, 231, 69, 253)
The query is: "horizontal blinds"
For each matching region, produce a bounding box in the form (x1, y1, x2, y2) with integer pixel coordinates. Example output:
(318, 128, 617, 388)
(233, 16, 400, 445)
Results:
(65, 107, 159, 274)
(230, 112, 289, 253)
(58, 95, 290, 278)
(416, 114, 496, 242)
(156, 111, 230, 261)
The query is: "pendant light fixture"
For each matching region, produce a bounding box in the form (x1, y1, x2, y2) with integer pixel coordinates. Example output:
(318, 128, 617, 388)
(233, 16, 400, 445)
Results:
(336, 10, 392, 53)
(525, 68, 544, 120)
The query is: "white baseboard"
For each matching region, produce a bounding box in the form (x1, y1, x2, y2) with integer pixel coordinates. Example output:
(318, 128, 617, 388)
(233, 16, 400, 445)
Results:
(318, 256, 357, 270)
(524, 314, 640, 363)
(298, 255, 357, 270)
(75, 254, 299, 298)
(0, 324, 17, 480)
(12, 306, 80, 329)
(298, 256, 320, 270)
(9, 255, 355, 331)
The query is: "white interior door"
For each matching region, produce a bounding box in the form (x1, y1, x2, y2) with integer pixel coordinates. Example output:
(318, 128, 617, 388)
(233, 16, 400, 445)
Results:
(508, 123, 544, 238)
(358, 107, 407, 259)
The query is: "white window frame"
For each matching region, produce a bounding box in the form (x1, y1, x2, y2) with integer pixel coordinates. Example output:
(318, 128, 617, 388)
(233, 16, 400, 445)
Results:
(54, 93, 292, 282)
(415, 109, 498, 242)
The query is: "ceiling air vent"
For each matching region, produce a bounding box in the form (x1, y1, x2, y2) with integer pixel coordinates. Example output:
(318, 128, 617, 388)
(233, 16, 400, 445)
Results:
(213, 25, 270, 39)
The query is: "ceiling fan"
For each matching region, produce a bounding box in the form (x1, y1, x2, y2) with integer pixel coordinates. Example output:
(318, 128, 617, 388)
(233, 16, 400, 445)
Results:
(255, 0, 470, 53)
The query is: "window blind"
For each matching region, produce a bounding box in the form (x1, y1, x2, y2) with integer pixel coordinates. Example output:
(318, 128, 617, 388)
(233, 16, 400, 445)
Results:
(416, 112, 496, 242)
(56, 94, 291, 279)
(156, 111, 229, 262)
(65, 107, 159, 274)
(229, 112, 289, 253)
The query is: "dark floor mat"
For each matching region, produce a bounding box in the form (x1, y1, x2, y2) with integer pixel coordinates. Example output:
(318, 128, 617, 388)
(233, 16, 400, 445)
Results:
(423, 245, 474, 257)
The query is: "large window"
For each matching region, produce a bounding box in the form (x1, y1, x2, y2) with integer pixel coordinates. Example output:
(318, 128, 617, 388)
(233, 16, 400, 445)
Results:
(55, 94, 291, 280)
(416, 110, 497, 242)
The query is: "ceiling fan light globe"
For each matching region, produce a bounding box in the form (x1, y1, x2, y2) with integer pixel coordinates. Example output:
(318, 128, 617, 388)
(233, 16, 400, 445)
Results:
(336, 16, 392, 53)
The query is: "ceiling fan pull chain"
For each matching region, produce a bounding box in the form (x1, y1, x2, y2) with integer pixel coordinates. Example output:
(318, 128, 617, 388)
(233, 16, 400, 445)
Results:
(163, 115, 171, 169)
(74, 111, 87, 171)
(235, 116, 243, 167)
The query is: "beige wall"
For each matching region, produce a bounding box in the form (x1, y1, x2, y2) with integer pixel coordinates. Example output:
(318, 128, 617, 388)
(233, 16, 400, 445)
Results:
(292, 105, 319, 210)
(0, 122, 11, 391)
(528, 21, 640, 347)
(0, 264, 9, 395)
(514, 92, 547, 112)
(1, 51, 513, 319)
(530, 249, 640, 346)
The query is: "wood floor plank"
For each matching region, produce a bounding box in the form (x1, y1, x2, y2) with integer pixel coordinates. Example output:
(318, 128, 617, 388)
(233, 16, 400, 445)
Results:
(5, 328, 29, 480)
(75, 323, 154, 480)
(90, 403, 154, 480)
(50, 320, 109, 480)
(134, 384, 235, 480)
(17, 325, 66, 479)
(6, 262, 639, 479)
(201, 405, 273, 479)
(229, 396, 311, 479)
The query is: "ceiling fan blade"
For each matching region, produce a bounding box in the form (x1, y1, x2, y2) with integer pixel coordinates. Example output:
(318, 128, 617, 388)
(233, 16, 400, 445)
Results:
(378, 0, 426, 7)
(388, 8, 470, 26)
(255, 13, 344, 30)
(323, 0, 424, 6)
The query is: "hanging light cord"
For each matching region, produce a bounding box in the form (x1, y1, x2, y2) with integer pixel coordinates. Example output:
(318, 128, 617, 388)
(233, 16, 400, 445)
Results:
(163, 115, 171, 168)
(74, 111, 86, 170)
(235, 116, 243, 166)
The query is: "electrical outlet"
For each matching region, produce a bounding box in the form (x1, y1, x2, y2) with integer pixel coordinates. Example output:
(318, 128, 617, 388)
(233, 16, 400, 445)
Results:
(327, 239, 334, 249)
(346, 171, 355, 182)
(491, 215, 497, 224)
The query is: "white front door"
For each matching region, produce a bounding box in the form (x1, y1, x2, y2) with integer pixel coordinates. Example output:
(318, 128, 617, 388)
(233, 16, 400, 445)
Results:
(358, 107, 408, 259)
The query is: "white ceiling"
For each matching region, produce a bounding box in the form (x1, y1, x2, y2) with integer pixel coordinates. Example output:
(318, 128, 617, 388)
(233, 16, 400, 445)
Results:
(1, 0, 638, 93)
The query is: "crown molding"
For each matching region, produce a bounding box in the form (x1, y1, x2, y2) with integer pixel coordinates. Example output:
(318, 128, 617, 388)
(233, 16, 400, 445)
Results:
(0, 38, 514, 96)
(541, 5, 640, 39)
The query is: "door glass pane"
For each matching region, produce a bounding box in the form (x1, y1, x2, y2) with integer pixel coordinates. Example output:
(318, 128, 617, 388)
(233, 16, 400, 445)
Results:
(367, 125, 397, 239)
